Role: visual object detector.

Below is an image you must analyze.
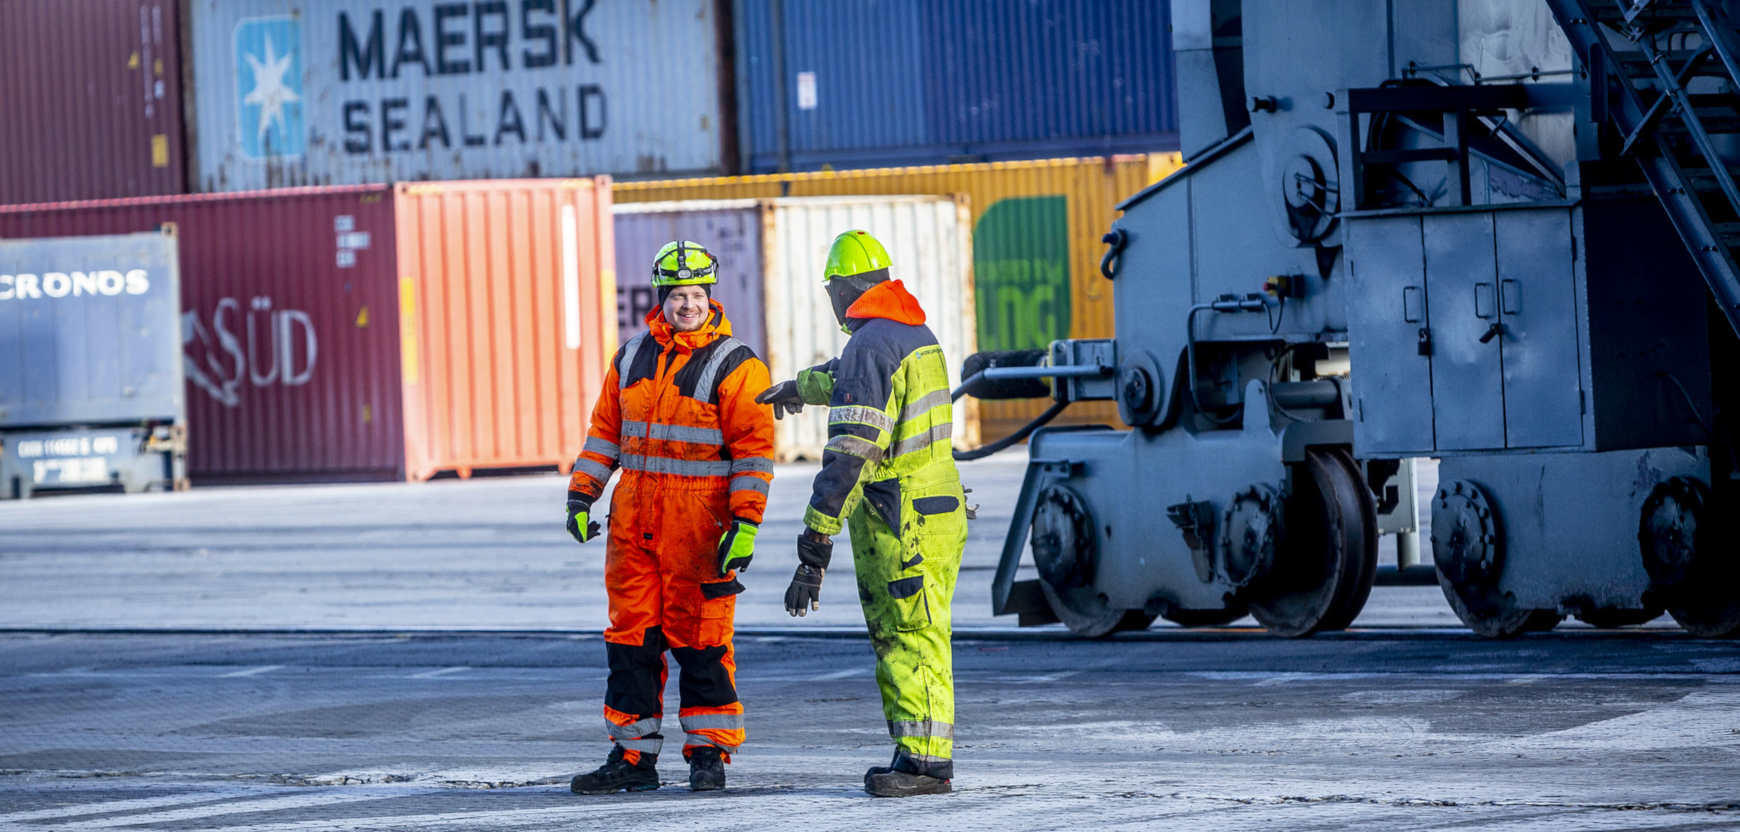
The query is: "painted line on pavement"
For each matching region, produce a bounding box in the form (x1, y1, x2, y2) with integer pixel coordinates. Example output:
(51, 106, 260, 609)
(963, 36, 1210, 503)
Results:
(808, 667, 868, 681)
(220, 665, 284, 678)
(144, 805, 594, 832)
(47, 790, 434, 829)
(410, 666, 470, 679)
(0, 791, 235, 822)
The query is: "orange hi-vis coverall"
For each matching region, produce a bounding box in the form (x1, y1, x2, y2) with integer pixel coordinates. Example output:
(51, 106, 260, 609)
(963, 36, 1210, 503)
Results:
(568, 301, 775, 765)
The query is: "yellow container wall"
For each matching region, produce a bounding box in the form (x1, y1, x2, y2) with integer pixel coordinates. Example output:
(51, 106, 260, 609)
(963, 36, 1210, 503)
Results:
(616, 153, 1185, 439)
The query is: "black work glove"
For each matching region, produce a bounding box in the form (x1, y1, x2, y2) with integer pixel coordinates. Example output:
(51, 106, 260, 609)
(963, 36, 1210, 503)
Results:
(785, 564, 825, 616)
(785, 529, 834, 616)
(755, 380, 806, 420)
(565, 496, 601, 544)
(796, 527, 833, 569)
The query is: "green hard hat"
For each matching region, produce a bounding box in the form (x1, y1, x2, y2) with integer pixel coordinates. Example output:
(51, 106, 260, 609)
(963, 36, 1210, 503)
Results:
(651, 240, 719, 287)
(823, 230, 892, 283)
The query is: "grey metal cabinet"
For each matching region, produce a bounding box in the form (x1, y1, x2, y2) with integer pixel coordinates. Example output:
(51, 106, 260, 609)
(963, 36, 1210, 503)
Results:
(1347, 206, 1584, 456)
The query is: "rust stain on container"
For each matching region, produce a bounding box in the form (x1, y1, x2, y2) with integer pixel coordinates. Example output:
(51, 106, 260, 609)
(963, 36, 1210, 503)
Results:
(616, 154, 1184, 438)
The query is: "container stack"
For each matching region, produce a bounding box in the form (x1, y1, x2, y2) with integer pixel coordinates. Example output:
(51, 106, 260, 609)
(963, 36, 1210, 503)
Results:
(0, 0, 1181, 488)
(0, 180, 615, 482)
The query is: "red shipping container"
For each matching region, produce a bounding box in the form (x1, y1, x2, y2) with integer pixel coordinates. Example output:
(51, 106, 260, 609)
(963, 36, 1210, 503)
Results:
(0, 179, 617, 482)
(0, 0, 187, 203)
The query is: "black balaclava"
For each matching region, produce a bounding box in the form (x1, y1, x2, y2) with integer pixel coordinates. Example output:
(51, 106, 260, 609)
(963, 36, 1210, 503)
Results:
(825, 269, 889, 327)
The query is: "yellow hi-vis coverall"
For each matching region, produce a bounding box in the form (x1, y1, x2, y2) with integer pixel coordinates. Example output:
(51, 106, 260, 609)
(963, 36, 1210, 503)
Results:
(800, 279, 966, 779)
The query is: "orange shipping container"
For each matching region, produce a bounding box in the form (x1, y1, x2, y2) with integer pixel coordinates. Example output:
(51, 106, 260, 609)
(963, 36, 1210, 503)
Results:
(394, 179, 618, 481)
(615, 154, 1182, 439)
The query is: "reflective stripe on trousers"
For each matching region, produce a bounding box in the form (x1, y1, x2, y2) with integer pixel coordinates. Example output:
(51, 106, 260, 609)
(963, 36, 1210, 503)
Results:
(888, 719, 955, 741)
(607, 716, 662, 740)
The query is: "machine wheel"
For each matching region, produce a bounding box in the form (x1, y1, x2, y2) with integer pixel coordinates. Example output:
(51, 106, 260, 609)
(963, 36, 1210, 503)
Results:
(1038, 581, 1156, 637)
(1638, 476, 1740, 638)
(1575, 607, 1662, 629)
(1161, 604, 1250, 628)
(1246, 448, 1378, 637)
(1315, 449, 1379, 631)
(1430, 479, 1559, 638)
(1435, 583, 1563, 638)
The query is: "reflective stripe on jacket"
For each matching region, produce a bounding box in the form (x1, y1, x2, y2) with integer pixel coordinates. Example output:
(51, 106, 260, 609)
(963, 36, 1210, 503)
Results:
(803, 280, 958, 535)
(569, 301, 775, 535)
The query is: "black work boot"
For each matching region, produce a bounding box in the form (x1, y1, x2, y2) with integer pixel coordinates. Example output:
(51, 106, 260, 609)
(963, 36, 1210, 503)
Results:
(570, 746, 659, 794)
(687, 746, 725, 791)
(864, 749, 951, 797)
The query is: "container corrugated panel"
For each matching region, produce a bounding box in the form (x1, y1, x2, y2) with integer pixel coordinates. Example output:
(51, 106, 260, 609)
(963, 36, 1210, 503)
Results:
(613, 201, 769, 360)
(758, 195, 978, 460)
(615, 154, 1184, 439)
(394, 179, 616, 481)
(0, 231, 184, 429)
(0, 0, 186, 202)
(0, 187, 406, 481)
(185, 0, 731, 191)
(735, 0, 1176, 173)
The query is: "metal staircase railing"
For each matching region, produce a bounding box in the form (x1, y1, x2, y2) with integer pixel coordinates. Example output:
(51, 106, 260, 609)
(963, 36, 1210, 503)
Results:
(1548, 0, 1740, 338)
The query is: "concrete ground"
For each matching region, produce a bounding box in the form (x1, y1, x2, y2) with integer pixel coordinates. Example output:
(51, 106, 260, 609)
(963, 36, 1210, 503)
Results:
(2, 456, 1731, 830)
(0, 632, 1736, 831)
(0, 457, 1577, 633)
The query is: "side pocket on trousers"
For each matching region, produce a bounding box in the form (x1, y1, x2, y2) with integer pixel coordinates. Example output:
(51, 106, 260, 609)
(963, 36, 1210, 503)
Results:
(698, 578, 742, 645)
(886, 574, 931, 633)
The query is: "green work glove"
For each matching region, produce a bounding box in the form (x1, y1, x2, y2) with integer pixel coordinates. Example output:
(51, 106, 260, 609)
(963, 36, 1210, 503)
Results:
(566, 497, 601, 544)
(716, 519, 758, 576)
(795, 366, 834, 404)
(755, 380, 805, 420)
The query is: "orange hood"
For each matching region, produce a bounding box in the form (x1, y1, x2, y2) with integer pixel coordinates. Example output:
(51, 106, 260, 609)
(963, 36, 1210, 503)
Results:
(844, 279, 926, 327)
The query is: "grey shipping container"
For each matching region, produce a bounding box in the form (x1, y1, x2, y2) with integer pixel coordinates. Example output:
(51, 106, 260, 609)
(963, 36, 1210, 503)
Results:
(185, 0, 735, 191)
(613, 202, 769, 360)
(0, 0, 187, 203)
(733, 0, 1178, 172)
(0, 230, 187, 497)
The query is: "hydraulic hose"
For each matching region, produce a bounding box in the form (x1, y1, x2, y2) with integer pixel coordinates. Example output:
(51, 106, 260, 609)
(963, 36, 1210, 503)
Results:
(953, 399, 1070, 462)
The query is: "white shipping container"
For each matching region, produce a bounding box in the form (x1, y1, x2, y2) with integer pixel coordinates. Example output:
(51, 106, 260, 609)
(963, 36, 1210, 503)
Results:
(186, 0, 728, 191)
(617, 195, 978, 461)
(764, 196, 978, 461)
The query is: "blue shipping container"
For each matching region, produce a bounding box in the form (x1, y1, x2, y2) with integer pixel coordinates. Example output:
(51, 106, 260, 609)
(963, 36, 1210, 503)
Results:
(734, 0, 1178, 172)
(0, 229, 188, 496)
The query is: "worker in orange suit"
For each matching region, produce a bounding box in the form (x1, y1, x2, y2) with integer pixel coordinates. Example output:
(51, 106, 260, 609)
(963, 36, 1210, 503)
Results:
(564, 240, 775, 794)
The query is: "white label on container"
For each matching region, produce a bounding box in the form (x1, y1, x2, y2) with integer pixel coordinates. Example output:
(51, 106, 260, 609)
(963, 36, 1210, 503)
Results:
(34, 458, 109, 484)
(334, 215, 354, 232)
(560, 204, 581, 350)
(336, 249, 356, 269)
(796, 71, 818, 110)
(337, 231, 371, 250)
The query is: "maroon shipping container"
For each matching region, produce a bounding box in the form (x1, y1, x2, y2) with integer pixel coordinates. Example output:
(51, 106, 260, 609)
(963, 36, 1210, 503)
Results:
(0, 187, 406, 481)
(0, 0, 187, 203)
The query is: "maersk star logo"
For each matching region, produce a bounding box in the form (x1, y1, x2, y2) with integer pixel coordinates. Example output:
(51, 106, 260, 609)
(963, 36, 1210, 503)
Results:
(234, 17, 304, 158)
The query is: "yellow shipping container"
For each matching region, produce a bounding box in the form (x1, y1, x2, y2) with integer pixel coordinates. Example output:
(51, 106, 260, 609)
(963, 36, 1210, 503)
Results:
(616, 153, 1185, 440)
